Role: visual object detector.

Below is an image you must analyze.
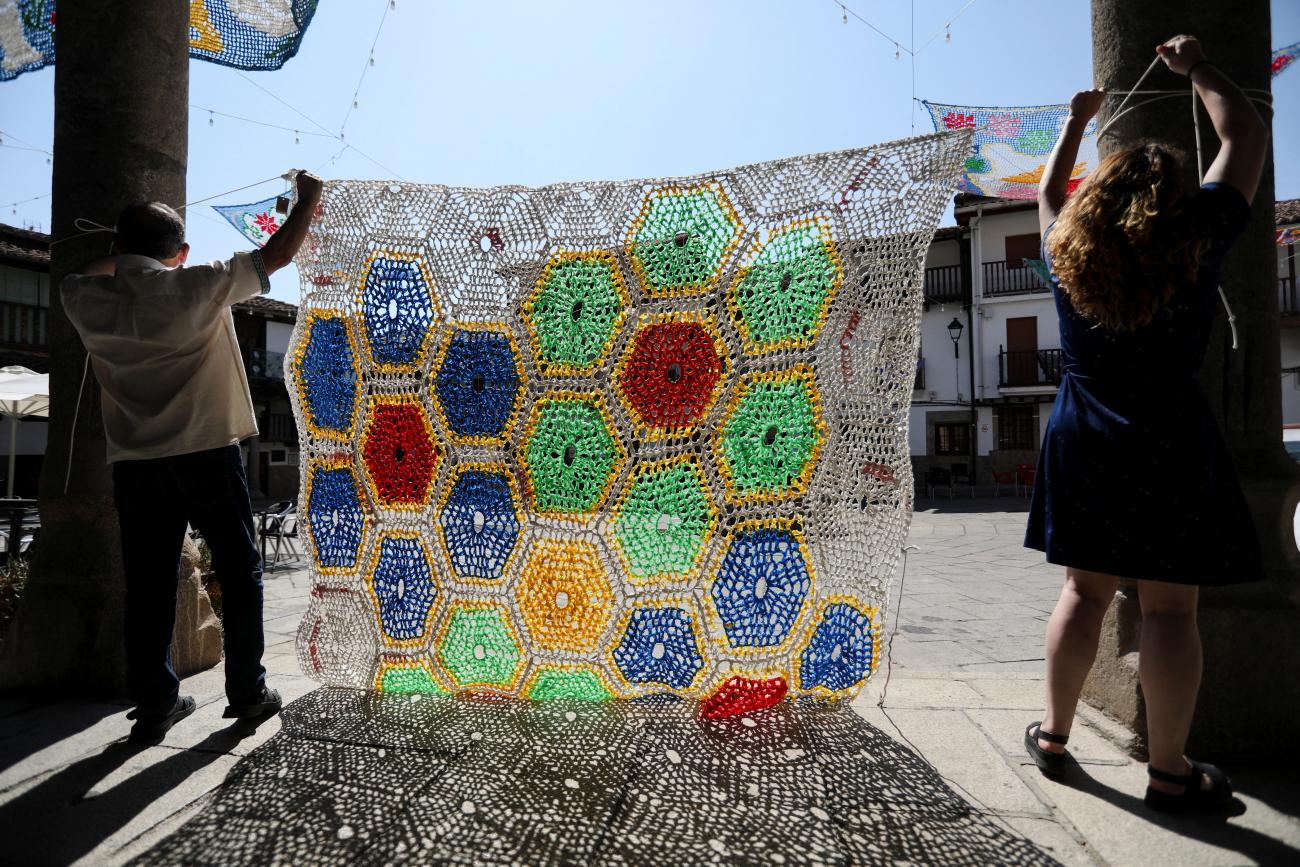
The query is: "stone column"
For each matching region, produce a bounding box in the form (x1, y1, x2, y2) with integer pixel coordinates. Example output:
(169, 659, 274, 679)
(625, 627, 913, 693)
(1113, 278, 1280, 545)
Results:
(1085, 0, 1300, 758)
(0, 0, 190, 694)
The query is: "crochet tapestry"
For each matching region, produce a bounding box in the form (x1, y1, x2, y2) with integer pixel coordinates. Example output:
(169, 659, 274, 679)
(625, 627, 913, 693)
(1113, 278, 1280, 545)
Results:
(923, 101, 1099, 200)
(0, 0, 318, 80)
(288, 130, 969, 715)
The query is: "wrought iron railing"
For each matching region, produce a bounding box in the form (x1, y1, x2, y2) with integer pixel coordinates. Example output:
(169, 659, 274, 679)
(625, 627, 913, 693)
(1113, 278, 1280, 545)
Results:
(923, 264, 966, 304)
(0, 302, 47, 348)
(998, 347, 1064, 388)
(261, 412, 297, 443)
(982, 260, 1051, 297)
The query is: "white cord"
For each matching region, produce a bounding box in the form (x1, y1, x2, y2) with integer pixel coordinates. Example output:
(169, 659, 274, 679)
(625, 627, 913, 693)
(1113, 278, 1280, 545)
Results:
(64, 354, 90, 496)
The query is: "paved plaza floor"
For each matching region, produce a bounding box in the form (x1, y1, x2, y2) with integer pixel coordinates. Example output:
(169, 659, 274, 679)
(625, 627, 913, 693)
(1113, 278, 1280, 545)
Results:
(0, 500, 1296, 865)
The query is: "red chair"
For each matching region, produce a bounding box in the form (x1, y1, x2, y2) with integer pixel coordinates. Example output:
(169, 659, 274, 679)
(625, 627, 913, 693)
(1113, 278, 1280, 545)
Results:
(992, 469, 1015, 497)
(1015, 463, 1037, 497)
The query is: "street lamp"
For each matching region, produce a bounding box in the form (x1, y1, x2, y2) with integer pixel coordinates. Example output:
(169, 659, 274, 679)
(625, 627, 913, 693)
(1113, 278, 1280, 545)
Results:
(948, 317, 964, 405)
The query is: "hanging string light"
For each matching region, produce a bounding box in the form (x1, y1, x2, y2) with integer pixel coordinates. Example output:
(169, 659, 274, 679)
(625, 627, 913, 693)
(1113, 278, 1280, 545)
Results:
(945, 25, 951, 43)
(294, 129, 300, 145)
(841, 4, 847, 24)
(208, 110, 215, 126)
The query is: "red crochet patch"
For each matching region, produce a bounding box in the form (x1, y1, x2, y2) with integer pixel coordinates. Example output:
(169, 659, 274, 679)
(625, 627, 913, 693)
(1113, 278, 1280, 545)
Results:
(617, 320, 723, 431)
(362, 401, 437, 505)
(699, 675, 788, 720)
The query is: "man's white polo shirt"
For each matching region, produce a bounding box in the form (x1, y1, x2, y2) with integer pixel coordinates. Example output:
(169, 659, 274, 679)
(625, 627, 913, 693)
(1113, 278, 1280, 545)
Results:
(62, 251, 272, 463)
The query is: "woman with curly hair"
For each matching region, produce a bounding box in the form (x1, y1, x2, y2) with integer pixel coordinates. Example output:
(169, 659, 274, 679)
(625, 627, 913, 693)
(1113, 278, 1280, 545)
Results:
(1022, 35, 1268, 813)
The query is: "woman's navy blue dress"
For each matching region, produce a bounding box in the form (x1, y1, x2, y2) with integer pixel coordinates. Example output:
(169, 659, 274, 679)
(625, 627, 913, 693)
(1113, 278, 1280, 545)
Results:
(1025, 183, 1263, 586)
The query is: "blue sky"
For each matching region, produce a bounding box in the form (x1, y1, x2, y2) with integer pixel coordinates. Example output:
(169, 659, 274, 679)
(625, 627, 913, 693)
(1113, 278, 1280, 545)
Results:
(2, 0, 1297, 302)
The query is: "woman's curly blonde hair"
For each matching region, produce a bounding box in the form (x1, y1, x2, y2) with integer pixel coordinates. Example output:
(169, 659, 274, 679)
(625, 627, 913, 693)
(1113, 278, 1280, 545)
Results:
(1046, 141, 1210, 331)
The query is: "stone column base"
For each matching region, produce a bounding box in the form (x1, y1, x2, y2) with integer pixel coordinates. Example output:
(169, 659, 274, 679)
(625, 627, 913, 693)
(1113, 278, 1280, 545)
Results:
(172, 534, 223, 678)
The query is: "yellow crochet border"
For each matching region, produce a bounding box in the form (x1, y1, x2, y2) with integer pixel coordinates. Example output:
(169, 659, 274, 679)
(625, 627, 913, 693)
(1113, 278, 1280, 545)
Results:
(517, 390, 627, 522)
(605, 595, 709, 697)
(433, 600, 527, 694)
(611, 310, 730, 443)
(515, 537, 615, 655)
(608, 454, 719, 586)
(358, 393, 443, 512)
(291, 309, 363, 444)
(303, 455, 370, 576)
(703, 516, 817, 658)
(726, 217, 844, 356)
(354, 248, 441, 376)
(522, 250, 630, 378)
(434, 462, 526, 587)
(711, 365, 828, 505)
(791, 594, 882, 699)
(625, 182, 743, 298)
(363, 529, 442, 650)
(428, 322, 528, 448)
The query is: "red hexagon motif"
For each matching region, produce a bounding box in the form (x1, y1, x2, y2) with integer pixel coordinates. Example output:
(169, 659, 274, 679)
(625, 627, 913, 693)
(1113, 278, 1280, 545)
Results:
(361, 396, 440, 509)
(615, 313, 726, 439)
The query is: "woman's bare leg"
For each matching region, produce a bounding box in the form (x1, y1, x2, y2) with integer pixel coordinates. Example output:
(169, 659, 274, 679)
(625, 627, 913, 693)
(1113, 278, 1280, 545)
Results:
(1137, 579, 1207, 793)
(1038, 568, 1120, 751)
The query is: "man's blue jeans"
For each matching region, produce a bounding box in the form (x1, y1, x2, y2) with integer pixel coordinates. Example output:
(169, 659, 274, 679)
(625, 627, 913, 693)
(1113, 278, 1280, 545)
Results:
(112, 443, 267, 712)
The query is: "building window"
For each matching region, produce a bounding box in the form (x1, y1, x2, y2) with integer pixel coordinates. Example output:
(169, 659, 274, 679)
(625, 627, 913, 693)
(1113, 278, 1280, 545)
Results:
(1004, 233, 1041, 269)
(934, 422, 969, 456)
(996, 405, 1038, 450)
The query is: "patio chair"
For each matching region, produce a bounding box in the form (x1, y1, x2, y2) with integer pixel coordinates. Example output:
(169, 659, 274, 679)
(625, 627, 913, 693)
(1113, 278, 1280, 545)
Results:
(924, 467, 953, 499)
(1015, 463, 1037, 497)
(949, 463, 975, 497)
(259, 501, 299, 570)
(991, 469, 1015, 497)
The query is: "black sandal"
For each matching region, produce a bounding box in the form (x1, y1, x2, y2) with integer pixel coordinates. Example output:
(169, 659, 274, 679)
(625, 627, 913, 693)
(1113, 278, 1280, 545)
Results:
(1145, 760, 1234, 813)
(1024, 721, 1070, 777)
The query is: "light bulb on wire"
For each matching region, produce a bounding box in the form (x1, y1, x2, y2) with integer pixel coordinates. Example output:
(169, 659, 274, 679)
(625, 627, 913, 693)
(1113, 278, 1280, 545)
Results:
(208, 110, 214, 126)
(895, 46, 901, 60)
(841, 4, 847, 24)
(945, 26, 951, 43)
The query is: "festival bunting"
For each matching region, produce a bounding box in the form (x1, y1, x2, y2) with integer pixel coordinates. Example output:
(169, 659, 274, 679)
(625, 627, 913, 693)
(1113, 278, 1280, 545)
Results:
(0, 0, 319, 81)
(1274, 40, 1300, 79)
(923, 102, 1099, 200)
(213, 196, 286, 247)
(1278, 226, 1300, 246)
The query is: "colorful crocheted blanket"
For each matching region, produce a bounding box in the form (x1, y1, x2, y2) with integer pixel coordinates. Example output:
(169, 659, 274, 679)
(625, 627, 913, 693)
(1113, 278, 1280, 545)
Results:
(923, 101, 1099, 200)
(288, 131, 969, 716)
(0, 0, 318, 80)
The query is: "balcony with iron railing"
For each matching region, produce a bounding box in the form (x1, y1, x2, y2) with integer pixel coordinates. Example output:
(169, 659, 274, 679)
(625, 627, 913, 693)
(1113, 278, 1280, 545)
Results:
(1282, 276, 1298, 318)
(982, 260, 1051, 298)
(923, 264, 967, 304)
(244, 348, 286, 381)
(998, 347, 1064, 389)
(261, 411, 298, 443)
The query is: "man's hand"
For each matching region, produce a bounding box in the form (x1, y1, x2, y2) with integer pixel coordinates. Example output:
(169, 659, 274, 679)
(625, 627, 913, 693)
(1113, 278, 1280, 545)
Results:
(1156, 34, 1205, 77)
(1068, 89, 1105, 122)
(294, 170, 323, 205)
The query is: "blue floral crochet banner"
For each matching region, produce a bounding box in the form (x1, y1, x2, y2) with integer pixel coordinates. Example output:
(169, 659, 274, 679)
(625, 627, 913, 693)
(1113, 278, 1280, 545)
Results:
(214, 195, 286, 247)
(287, 131, 970, 715)
(0, 0, 318, 81)
(923, 101, 1100, 200)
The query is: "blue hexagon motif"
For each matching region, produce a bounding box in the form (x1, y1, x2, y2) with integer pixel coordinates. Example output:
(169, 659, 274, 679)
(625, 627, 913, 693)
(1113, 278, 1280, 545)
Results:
(305, 462, 366, 571)
(368, 533, 438, 645)
(612, 604, 704, 690)
(798, 600, 877, 693)
(711, 522, 812, 651)
(297, 314, 359, 437)
(438, 466, 522, 583)
(360, 252, 437, 370)
(434, 327, 524, 444)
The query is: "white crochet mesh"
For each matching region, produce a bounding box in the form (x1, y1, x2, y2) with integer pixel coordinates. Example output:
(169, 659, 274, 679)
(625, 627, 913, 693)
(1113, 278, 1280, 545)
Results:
(288, 130, 970, 713)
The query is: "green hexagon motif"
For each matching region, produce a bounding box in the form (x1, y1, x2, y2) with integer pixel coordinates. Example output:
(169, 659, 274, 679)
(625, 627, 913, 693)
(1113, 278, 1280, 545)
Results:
(612, 457, 718, 584)
(526, 667, 613, 701)
(377, 661, 447, 695)
(522, 392, 625, 517)
(628, 184, 741, 296)
(715, 366, 826, 503)
(730, 220, 843, 353)
(524, 251, 629, 376)
(436, 605, 524, 690)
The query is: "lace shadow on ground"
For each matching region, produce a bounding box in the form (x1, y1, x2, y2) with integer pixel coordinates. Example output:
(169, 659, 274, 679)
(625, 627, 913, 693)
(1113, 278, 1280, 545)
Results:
(135, 688, 1058, 866)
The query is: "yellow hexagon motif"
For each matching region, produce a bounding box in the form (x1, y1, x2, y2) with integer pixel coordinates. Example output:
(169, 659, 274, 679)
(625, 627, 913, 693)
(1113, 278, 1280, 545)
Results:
(792, 595, 882, 699)
(291, 309, 363, 443)
(516, 538, 615, 653)
(356, 248, 440, 374)
(523, 250, 630, 377)
(727, 217, 844, 355)
(626, 183, 743, 297)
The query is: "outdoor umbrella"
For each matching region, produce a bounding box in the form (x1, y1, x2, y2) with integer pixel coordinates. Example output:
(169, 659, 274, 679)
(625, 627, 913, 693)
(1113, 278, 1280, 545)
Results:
(0, 366, 49, 499)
